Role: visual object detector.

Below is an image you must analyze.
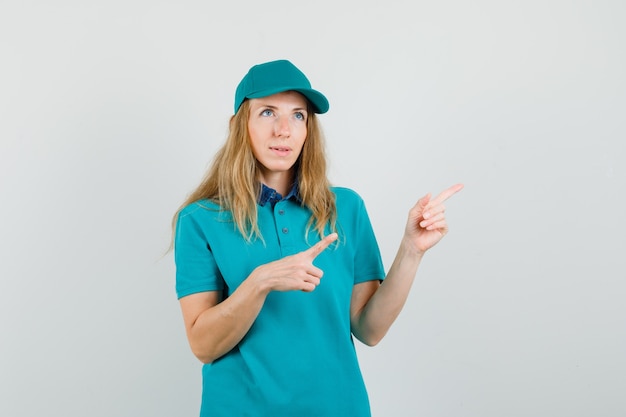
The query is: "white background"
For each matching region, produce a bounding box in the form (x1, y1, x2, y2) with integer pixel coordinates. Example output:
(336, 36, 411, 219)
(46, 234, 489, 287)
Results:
(1, 1, 625, 416)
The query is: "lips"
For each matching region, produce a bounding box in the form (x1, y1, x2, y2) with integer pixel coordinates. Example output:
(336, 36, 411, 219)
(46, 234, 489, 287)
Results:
(270, 146, 292, 157)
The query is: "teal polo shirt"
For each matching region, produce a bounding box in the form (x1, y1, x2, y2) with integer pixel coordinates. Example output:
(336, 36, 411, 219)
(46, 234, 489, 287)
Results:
(175, 186, 385, 417)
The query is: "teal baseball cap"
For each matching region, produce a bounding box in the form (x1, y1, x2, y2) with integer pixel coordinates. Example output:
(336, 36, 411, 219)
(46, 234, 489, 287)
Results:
(234, 59, 329, 114)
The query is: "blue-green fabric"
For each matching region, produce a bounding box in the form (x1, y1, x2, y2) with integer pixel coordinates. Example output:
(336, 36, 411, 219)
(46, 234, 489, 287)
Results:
(175, 187, 385, 417)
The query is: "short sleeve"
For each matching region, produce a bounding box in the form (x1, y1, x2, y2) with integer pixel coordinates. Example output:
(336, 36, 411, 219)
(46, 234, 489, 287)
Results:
(353, 196, 385, 284)
(332, 188, 385, 284)
(174, 206, 225, 299)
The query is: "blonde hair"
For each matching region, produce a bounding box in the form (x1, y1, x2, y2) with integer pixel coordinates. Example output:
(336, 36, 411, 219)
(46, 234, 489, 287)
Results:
(171, 99, 337, 243)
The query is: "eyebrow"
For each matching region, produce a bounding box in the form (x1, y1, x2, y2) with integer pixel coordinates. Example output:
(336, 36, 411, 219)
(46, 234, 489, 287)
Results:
(255, 103, 308, 112)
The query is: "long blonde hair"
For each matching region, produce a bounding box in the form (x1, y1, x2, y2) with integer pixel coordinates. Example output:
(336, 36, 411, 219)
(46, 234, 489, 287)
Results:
(171, 99, 337, 243)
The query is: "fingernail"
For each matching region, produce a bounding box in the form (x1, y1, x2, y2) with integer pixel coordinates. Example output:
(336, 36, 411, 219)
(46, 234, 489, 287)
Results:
(423, 212, 430, 219)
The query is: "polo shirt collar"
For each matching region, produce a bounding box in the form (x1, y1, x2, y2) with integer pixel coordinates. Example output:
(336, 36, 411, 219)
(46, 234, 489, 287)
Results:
(258, 182, 301, 207)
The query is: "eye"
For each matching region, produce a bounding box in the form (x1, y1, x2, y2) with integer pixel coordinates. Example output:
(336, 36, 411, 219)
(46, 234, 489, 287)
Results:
(294, 112, 306, 121)
(260, 109, 274, 117)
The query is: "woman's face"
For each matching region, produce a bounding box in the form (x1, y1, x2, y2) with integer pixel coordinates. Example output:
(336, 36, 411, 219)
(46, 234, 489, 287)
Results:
(247, 91, 308, 180)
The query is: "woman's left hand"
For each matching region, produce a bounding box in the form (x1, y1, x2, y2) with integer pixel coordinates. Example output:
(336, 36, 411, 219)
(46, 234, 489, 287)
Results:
(405, 183, 464, 254)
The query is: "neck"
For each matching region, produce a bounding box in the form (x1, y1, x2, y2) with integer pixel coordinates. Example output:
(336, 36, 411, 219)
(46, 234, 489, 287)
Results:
(258, 170, 294, 196)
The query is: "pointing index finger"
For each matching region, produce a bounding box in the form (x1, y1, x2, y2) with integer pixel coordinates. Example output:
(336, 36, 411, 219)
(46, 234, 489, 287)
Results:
(306, 233, 338, 260)
(431, 183, 464, 205)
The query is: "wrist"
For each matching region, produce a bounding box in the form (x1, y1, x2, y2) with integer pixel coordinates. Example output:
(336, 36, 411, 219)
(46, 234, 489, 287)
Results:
(245, 267, 274, 297)
(400, 236, 426, 259)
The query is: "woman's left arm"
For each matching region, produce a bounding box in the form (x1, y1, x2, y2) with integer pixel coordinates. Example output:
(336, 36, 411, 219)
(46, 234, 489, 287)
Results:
(350, 183, 464, 346)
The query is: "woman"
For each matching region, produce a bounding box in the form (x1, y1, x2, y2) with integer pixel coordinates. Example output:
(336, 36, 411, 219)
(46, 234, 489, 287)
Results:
(173, 59, 463, 416)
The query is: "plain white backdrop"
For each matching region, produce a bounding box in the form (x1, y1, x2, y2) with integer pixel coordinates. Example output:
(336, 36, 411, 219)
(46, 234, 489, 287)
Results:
(1, 1, 625, 416)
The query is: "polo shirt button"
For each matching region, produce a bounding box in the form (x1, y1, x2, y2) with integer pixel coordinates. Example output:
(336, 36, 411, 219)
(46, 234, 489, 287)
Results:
(282, 227, 289, 234)
(278, 209, 285, 215)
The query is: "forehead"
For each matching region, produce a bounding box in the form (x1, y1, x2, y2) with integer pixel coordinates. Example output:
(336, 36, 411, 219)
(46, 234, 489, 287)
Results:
(248, 91, 308, 109)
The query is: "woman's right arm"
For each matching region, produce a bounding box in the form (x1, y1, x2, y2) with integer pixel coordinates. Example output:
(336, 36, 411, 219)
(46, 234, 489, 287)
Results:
(179, 233, 338, 364)
(179, 275, 271, 364)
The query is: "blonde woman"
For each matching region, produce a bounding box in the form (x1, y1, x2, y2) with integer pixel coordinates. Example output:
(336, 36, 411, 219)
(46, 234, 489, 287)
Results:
(173, 59, 463, 416)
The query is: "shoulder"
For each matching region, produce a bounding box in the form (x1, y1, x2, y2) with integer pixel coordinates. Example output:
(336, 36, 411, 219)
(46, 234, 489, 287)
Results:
(178, 199, 220, 217)
(175, 199, 234, 243)
(330, 186, 367, 209)
(330, 187, 362, 200)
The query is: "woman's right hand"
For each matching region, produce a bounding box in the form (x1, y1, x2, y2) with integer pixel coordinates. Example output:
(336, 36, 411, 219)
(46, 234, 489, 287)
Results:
(251, 233, 338, 293)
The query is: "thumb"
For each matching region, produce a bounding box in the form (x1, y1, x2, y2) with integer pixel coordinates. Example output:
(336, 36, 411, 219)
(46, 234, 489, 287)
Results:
(408, 193, 431, 222)
(417, 192, 431, 212)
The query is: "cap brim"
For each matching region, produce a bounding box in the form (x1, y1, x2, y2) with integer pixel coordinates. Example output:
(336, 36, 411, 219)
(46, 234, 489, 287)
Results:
(246, 86, 329, 114)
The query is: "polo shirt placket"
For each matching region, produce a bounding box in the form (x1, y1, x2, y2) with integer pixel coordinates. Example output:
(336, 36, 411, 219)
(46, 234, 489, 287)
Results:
(273, 200, 295, 255)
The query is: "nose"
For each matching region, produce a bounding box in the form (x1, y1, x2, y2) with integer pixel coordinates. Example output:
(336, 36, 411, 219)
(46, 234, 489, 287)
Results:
(274, 116, 290, 137)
